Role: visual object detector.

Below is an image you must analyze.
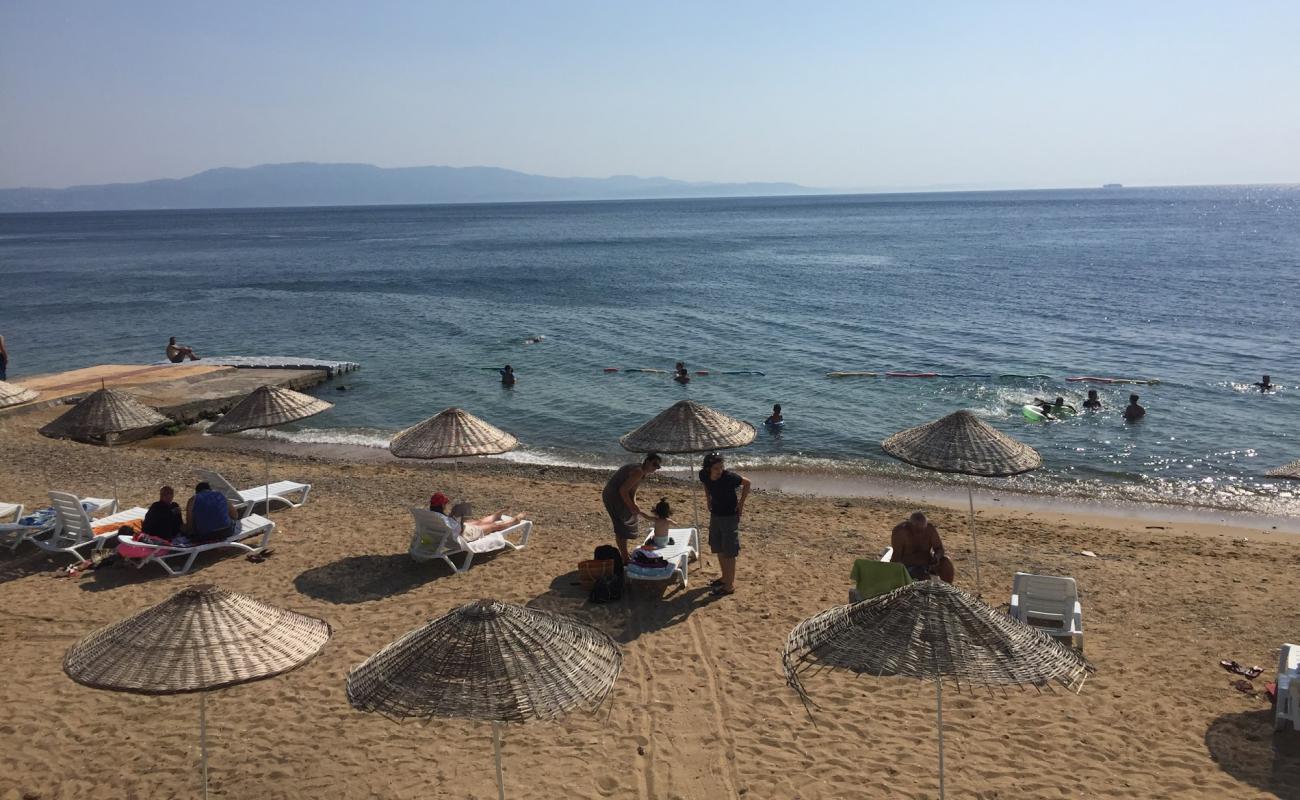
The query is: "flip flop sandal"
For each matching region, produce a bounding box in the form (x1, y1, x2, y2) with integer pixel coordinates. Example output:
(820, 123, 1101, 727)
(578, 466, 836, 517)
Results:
(1241, 666, 1264, 679)
(710, 585, 735, 596)
(1231, 679, 1257, 697)
(1220, 659, 1243, 674)
(709, 578, 724, 587)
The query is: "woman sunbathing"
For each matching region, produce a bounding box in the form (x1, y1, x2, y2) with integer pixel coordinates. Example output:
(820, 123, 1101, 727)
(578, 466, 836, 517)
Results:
(429, 492, 529, 540)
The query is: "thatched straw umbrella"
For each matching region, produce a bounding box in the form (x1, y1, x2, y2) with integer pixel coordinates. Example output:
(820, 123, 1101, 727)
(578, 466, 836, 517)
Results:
(619, 400, 756, 525)
(64, 585, 331, 799)
(1267, 460, 1300, 481)
(783, 580, 1092, 799)
(389, 407, 520, 498)
(881, 410, 1041, 593)
(347, 598, 621, 800)
(207, 385, 333, 516)
(39, 386, 172, 502)
(0, 379, 38, 409)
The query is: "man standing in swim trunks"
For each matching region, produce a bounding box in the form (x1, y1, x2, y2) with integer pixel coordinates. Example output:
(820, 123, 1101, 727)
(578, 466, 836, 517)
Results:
(602, 453, 661, 562)
(889, 511, 955, 583)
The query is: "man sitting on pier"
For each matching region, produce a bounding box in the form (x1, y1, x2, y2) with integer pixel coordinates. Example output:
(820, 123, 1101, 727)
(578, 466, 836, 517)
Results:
(889, 511, 955, 583)
(166, 336, 200, 363)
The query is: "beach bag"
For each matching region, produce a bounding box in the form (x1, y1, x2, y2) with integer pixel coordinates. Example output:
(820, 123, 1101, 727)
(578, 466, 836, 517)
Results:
(589, 572, 623, 604)
(593, 545, 624, 576)
(577, 559, 614, 589)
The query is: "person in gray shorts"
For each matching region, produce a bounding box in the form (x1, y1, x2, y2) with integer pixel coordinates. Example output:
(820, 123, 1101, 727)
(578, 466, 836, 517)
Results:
(699, 452, 751, 596)
(601, 453, 662, 562)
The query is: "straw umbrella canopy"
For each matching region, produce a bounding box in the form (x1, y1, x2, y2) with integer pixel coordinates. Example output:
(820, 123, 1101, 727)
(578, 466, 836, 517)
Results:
(38, 386, 172, 502)
(64, 585, 331, 799)
(0, 379, 38, 408)
(206, 385, 333, 515)
(881, 410, 1041, 593)
(620, 400, 757, 526)
(1267, 459, 1300, 481)
(619, 399, 756, 455)
(347, 598, 621, 800)
(388, 407, 520, 500)
(38, 387, 170, 444)
(783, 580, 1092, 799)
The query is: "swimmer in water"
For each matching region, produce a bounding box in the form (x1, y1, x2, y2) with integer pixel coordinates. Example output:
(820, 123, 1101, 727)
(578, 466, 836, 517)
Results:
(1253, 374, 1275, 392)
(1082, 389, 1102, 410)
(499, 365, 516, 387)
(765, 404, 784, 426)
(1035, 397, 1073, 418)
(1123, 393, 1145, 422)
(674, 361, 691, 384)
(523, 335, 545, 345)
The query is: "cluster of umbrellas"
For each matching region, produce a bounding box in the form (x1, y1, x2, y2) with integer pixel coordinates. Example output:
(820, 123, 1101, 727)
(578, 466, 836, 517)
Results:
(36, 388, 1107, 798)
(65, 587, 618, 800)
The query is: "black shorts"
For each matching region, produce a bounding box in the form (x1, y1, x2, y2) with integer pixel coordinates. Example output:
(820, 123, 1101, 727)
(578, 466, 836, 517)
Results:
(708, 514, 740, 557)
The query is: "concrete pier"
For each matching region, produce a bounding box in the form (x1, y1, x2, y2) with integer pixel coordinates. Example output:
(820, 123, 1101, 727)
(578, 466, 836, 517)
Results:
(1, 361, 346, 424)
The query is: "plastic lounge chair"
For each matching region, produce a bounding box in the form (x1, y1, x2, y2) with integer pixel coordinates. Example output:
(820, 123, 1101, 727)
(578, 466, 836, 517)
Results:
(1277, 643, 1300, 732)
(195, 468, 312, 514)
(848, 559, 912, 603)
(625, 528, 699, 589)
(408, 508, 531, 573)
(116, 514, 275, 576)
(1010, 572, 1085, 651)
(29, 492, 138, 562)
(0, 502, 21, 524)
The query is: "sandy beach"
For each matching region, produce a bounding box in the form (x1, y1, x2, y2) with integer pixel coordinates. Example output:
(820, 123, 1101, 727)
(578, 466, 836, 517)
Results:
(2, 405, 1298, 799)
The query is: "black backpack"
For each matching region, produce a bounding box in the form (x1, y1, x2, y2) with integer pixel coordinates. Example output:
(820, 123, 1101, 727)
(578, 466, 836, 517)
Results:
(589, 545, 624, 603)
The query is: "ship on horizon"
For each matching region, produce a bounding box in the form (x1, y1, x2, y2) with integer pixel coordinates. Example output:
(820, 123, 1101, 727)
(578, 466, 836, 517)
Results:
(1102, 183, 1123, 189)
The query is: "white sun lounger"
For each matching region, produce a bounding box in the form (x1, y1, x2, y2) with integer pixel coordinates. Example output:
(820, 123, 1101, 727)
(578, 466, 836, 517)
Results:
(195, 468, 312, 514)
(1010, 572, 1085, 651)
(116, 514, 275, 576)
(1276, 643, 1300, 732)
(408, 509, 531, 573)
(0, 502, 22, 524)
(28, 492, 141, 562)
(625, 527, 699, 589)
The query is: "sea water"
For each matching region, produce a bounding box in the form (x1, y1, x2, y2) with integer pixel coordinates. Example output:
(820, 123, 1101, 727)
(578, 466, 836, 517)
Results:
(2, 186, 1297, 514)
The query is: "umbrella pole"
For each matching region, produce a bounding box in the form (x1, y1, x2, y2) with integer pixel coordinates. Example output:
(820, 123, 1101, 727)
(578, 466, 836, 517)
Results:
(199, 692, 209, 800)
(967, 480, 981, 595)
(493, 721, 506, 800)
(265, 429, 272, 518)
(109, 435, 119, 506)
(936, 676, 945, 800)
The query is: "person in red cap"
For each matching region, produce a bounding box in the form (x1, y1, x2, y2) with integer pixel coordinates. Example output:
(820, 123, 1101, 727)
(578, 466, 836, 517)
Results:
(429, 492, 527, 540)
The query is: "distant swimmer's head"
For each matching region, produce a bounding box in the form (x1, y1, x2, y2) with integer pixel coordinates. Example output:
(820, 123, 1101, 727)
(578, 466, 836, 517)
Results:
(1263, 374, 1271, 383)
(676, 362, 685, 370)
(642, 452, 662, 472)
(1129, 393, 1140, 403)
(1054, 397, 1065, 406)
(653, 497, 671, 519)
(503, 365, 512, 372)
(1087, 390, 1099, 399)
(773, 404, 782, 413)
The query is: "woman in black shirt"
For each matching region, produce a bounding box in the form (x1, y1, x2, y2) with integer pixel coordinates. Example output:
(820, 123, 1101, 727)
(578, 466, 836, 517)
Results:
(699, 452, 750, 596)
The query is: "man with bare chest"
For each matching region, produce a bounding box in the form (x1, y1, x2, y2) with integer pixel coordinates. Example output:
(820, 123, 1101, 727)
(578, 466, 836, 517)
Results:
(889, 511, 955, 584)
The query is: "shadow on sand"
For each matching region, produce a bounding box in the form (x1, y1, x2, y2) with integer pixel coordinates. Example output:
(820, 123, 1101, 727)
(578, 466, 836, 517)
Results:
(0, 548, 63, 585)
(527, 568, 717, 644)
(1204, 707, 1300, 799)
(294, 553, 457, 604)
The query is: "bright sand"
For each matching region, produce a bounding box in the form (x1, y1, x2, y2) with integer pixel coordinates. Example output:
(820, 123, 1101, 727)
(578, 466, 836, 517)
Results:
(1, 407, 1298, 799)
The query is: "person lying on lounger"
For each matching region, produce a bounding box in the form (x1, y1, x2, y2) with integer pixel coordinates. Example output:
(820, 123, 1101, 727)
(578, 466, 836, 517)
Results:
(429, 492, 528, 540)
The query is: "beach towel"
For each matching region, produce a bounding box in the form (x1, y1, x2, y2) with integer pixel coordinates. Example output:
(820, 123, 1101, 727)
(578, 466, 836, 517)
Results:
(117, 533, 172, 559)
(850, 559, 911, 601)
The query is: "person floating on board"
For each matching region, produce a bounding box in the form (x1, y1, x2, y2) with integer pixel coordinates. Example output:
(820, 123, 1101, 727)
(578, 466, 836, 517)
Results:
(1253, 374, 1275, 392)
(1035, 397, 1074, 418)
(1083, 389, 1103, 410)
(765, 403, 784, 426)
(673, 361, 691, 384)
(499, 365, 516, 387)
(165, 336, 200, 363)
(1123, 393, 1146, 422)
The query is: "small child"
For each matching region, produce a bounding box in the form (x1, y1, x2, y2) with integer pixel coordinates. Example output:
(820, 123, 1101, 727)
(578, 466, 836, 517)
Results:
(650, 497, 675, 547)
(765, 403, 784, 425)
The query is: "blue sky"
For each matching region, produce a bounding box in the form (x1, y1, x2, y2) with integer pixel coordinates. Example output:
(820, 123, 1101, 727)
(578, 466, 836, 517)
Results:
(2, 1, 1298, 189)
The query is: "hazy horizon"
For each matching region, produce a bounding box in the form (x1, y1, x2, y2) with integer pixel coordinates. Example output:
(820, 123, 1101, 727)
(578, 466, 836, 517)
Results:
(3, 1, 1299, 191)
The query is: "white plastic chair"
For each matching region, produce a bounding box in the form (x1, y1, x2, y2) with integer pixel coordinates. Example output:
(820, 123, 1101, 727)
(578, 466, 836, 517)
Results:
(625, 528, 700, 589)
(116, 514, 275, 576)
(195, 468, 312, 514)
(1277, 643, 1300, 732)
(408, 509, 531, 573)
(30, 492, 139, 562)
(1010, 572, 1085, 651)
(0, 502, 22, 524)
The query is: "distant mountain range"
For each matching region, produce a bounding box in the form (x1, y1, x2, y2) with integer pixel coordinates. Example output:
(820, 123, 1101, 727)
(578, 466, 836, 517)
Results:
(0, 162, 819, 212)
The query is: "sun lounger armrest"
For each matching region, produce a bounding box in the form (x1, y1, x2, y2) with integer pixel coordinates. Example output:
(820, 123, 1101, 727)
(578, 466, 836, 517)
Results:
(1072, 600, 1083, 630)
(1009, 592, 1022, 619)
